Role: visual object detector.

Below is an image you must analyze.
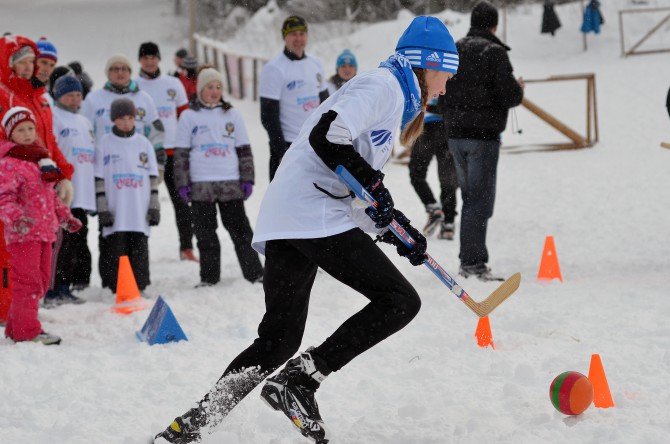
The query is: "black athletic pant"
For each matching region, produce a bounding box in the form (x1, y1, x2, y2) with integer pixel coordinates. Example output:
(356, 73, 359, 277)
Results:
(191, 199, 263, 284)
(165, 154, 194, 251)
(196, 229, 421, 424)
(54, 208, 91, 287)
(409, 121, 459, 223)
(99, 231, 150, 292)
(269, 141, 292, 181)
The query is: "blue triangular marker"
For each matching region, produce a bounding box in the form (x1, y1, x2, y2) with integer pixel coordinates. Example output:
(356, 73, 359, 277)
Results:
(136, 296, 188, 345)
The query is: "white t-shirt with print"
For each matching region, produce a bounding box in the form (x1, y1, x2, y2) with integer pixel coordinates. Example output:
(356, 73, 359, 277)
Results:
(175, 106, 249, 182)
(52, 106, 97, 212)
(259, 52, 327, 143)
(135, 75, 188, 148)
(94, 131, 158, 237)
(252, 68, 408, 255)
(81, 87, 160, 144)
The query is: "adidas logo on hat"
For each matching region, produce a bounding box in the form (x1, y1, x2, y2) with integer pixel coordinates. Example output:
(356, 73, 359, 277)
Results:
(425, 51, 441, 67)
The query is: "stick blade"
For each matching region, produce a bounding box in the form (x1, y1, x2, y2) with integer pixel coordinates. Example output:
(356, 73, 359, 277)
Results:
(464, 272, 521, 317)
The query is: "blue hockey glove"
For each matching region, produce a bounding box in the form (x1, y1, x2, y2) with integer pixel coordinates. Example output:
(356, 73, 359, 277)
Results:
(364, 171, 394, 228)
(376, 210, 427, 266)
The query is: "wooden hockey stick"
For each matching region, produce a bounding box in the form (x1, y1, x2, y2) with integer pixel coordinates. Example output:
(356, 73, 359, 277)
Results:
(336, 166, 521, 317)
(660, 142, 670, 149)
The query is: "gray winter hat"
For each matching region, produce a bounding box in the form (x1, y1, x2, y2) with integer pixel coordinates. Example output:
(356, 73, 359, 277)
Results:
(110, 97, 136, 121)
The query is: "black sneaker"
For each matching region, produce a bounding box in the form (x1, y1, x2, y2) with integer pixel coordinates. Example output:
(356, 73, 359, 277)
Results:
(260, 350, 330, 443)
(154, 407, 207, 444)
(43, 285, 86, 308)
(194, 281, 216, 289)
(459, 264, 504, 282)
(71, 282, 89, 292)
(437, 222, 455, 240)
(423, 203, 444, 236)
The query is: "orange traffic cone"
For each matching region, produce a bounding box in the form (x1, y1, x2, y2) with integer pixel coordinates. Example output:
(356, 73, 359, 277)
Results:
(475, 316, 495, 349)
(588, 354, 615, 408)
(113, 256, 148, 315)
(537, 235, 563, 282)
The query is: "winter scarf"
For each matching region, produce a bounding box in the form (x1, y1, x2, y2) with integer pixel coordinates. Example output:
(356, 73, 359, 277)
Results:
(378, 53, 422, 131)
(139, 68, 161, 80)
(328, 74, 347, 91)
(7, 143, 64, 182)
(104, 79, 140, 95)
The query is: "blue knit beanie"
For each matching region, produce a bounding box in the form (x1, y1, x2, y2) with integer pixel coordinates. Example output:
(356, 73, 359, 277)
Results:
(53, 75, 82, 100)
(336, 49, 357, 71)
(36, 37, 57, 62)
(395, 16, 458, 74)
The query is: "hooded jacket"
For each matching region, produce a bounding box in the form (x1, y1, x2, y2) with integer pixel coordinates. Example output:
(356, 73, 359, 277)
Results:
(440, 28, 524, 140)
(0, 139, 72, 244)
(0, 35, 73, 180)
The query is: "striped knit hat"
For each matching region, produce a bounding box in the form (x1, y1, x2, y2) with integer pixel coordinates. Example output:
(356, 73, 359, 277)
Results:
(36, 37, 58, 62)
(2, 106, 36, 140)
(395, 16, 459, 74)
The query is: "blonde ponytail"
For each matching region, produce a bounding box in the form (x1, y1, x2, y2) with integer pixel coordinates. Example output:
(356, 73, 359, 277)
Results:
(399, 68, 428, 148)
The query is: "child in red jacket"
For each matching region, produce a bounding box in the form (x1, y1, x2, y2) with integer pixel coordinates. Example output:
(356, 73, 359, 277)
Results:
(0, 107, 81, 345)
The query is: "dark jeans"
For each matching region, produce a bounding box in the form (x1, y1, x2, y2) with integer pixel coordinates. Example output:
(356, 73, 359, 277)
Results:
(55, 208, 91, 286)
(165, 154, 194, 251)
(409, 121, 458, 222)
(269, 141, 292, 181)
(99, 231, 150, 292)
(448, 138, 500, 266)
(191, 199, 263, 283)
(196, 229, 421, 424)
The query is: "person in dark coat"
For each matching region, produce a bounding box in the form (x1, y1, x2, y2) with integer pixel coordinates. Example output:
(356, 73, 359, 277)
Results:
(67, 61, 93, 99)
(439, 0, 524, 281)
(542, 0, 561, 36)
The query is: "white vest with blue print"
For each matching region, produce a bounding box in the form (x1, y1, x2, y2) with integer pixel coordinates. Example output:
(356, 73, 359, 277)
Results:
(174, 106, 249, 182)
(52, 106, 97, 212)
(252, 68, 408, 255)
(259, 52, 327, 143)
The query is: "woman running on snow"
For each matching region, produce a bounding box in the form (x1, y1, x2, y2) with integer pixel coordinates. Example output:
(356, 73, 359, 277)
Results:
(154, 16, 458, 444)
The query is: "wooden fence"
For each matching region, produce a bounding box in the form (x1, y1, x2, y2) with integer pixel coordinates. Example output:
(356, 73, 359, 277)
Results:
(194, 33, 266, 101)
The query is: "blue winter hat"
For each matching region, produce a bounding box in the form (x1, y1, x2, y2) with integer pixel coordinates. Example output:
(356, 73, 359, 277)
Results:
(336, 49, 357, 71)
(395, 16, 458, 74)
(53, 75, 82, 100)
(36, 37, 57, 62)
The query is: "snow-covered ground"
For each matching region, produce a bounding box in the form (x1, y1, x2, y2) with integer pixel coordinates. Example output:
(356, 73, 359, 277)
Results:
(2, 0, 670, 443)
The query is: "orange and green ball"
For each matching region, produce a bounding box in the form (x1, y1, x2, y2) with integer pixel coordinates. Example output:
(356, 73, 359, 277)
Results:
(549, 371, 594, 415)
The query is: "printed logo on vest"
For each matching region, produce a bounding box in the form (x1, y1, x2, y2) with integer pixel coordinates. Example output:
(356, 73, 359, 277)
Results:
(112, 173, 144, 189)
(199, 143, 230, 157)
(59, 127, 80, 138)
(371, 130, 392, 147)
(138, 151, 149, 169)
(287, 79, 305, 91)
(72, 147, 94, 164)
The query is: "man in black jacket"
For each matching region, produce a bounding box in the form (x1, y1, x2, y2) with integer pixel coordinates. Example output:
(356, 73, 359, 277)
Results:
(440, 0, 524, 281)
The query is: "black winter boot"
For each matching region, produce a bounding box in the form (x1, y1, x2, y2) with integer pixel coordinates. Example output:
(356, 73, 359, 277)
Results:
(260, 348, 331, 443)
(153, 406, 207, 444)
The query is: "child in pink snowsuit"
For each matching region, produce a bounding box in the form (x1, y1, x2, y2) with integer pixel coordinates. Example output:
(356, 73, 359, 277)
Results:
(0, 107, 82, 345)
